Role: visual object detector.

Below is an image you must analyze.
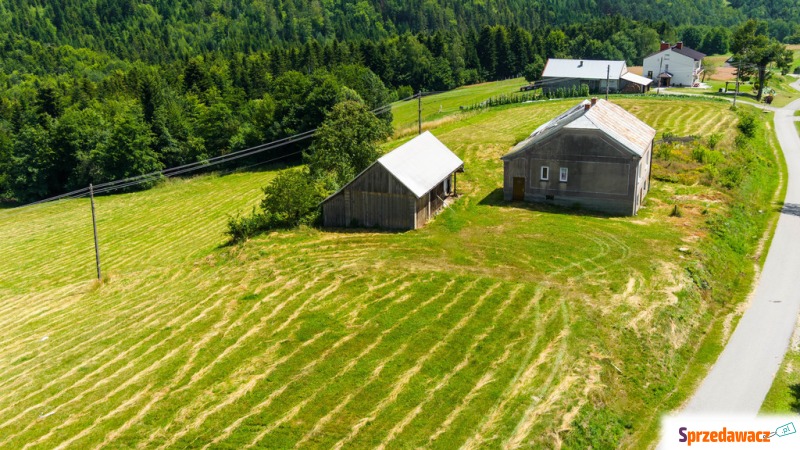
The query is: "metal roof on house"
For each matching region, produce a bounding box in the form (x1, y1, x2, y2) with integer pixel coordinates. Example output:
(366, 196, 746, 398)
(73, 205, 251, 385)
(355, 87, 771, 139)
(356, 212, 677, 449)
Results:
(645, 45, 706, 61)
(502, 99, 656, 159)
(620, 71, 653, 86)
(542, 59, 627, 80)
(673, 46, 706, 61)
(377, 131, 463, 198)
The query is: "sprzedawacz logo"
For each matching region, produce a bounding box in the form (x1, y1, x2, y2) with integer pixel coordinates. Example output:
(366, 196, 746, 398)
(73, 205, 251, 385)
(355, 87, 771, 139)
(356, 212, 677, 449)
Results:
(676, 422, 796, 446)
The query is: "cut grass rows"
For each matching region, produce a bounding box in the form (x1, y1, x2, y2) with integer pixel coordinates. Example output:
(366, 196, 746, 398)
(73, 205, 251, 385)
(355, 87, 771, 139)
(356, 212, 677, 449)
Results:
(0, 173, 269, 295)
(0, 96, 773, 448)
(1, 255, 564, 445)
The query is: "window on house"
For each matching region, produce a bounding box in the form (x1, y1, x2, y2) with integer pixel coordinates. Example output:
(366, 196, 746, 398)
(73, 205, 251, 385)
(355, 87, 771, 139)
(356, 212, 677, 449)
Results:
(559, 167, 568, 182)
(647, 70, 653, 78)
(540, 166, 549, 181)
(665, 64, 669, 72)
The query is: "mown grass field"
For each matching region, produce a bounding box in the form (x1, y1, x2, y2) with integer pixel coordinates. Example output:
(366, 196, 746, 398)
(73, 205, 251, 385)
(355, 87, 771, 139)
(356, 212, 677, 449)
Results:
(0, 94, 780, 448)
(391, 78, 526, 132)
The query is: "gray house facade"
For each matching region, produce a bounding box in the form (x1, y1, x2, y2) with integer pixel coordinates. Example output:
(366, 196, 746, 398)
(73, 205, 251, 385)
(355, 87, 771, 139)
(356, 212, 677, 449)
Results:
(501, 99, 656, 216)
(322, 132, 464, 230)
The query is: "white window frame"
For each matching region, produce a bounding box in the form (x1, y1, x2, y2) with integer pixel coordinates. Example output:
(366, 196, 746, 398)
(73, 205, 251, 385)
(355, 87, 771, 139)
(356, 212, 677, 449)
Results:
(540, 166, 549, 181)
(559, 167, 568, 182)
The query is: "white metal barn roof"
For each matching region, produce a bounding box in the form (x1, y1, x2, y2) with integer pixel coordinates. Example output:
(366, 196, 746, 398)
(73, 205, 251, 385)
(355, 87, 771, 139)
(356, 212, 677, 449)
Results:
(377, 131, 463, 198)
(620, 71, 653, 86)
(542, 59, 627, 80)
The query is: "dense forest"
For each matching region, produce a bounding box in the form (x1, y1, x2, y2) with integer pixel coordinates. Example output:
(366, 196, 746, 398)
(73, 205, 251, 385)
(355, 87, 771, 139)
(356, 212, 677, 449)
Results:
(1, 1, 797, 203)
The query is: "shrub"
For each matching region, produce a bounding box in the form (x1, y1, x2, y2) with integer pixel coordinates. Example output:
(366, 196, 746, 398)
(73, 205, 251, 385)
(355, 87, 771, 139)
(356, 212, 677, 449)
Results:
(654, 143, 674, 160)
(691, 145, 724, 165)
(225, 168, 327, 242)
(396, 85, 414, 101)
(225, 208, 272, 243)
(661, 130, 677, 142)
(707, 133, 722, 149)
(261, 168, 327, 228)
(736, 110, 759, 138)
(719, 166, 743, 189)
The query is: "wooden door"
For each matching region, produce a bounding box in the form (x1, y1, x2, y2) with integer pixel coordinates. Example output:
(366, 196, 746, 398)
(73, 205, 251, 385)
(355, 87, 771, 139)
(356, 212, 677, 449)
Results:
(512, 177, 525, 201)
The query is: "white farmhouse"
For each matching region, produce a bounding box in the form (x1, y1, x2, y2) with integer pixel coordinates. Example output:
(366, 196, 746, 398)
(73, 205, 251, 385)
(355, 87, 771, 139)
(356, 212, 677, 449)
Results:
(642, 42, 706, 88)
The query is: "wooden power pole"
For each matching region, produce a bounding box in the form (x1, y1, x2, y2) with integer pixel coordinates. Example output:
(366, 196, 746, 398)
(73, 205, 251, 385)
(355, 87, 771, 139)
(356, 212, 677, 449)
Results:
(418, 91, 422, 135)
(733, 60, 741, 108)
(606, 65, 610, 100)
(89, 184, 102, 281)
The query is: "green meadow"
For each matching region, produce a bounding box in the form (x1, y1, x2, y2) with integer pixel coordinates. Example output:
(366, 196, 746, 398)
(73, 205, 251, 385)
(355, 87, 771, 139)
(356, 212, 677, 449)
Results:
(0, 91, 782, 448)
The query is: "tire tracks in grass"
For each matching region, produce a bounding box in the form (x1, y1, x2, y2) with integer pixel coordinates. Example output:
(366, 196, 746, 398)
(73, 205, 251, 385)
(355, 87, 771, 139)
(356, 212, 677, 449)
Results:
(374, 284, 526, 449)
(152, 273, 381, 449)
(129, 269, 409, 449)
(503, 314, 575, 449)
(219, 276, 460, 449)
(0, 260, 316, 444)
(0, 273, 225, 429)
(330, 281, 503, 450)
(132, 268, 340, 449)
(425, 287, 547, 446)
(0, 281, 239, 447)
(0, 273, 183, 393)
(460, 299, 571, 450)
(292, 278, 482, 449)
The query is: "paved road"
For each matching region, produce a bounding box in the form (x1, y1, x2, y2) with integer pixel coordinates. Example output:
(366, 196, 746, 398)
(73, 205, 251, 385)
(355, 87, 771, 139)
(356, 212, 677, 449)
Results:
(682, 77, 800, 414)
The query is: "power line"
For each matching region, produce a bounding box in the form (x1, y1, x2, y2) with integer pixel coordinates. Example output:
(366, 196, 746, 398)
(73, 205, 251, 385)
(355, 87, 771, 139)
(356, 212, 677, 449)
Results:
(10, 99, 404, 210)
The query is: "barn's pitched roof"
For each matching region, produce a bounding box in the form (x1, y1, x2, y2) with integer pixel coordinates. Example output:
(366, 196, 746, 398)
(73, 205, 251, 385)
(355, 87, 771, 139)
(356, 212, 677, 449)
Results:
(542, 59, 627, 80)
(501, 99, 656, 159)
(323, 131, 463, 203)
(645, 45, 706, 61)
(377, 131, 463, 198)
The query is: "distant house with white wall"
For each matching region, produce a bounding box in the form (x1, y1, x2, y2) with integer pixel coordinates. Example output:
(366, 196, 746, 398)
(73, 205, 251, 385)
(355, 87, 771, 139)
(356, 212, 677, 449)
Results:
(539, 59, 652, 95)
(642, 42, 706, 88)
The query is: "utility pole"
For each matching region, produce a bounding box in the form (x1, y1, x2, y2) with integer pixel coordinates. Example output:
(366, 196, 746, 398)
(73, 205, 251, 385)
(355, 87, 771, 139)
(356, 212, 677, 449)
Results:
(89, 184, 102, 281)
(657, 57, 663, 95)
(605, 64, 610, 100)
(733, 60, 741, 108)
(417, 91, 422, 135)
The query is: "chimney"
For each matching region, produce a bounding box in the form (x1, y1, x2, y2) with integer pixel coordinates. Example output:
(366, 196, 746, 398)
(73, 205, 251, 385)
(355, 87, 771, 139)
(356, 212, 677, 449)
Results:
(584, 102, 591, 111)
(660, 42, 670, 51)
(676, 41, 683, 49)
(591, 97, 597, 106)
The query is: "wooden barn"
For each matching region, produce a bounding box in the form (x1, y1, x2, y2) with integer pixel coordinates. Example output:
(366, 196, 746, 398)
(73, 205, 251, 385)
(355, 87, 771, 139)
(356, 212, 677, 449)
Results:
(322, 132, 464, 230)
(501, 98, 656, 216)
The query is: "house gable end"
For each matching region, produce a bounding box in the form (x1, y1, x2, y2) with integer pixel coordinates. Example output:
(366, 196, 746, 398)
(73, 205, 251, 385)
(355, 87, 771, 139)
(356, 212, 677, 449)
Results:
(346, 163, 415, 197)
(512, 128, 638, 162)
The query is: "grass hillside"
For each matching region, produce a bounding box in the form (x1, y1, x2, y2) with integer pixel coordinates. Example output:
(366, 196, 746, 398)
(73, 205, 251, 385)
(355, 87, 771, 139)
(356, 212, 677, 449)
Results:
(0, 93, 782, 448)
(391, 78, 527, 132)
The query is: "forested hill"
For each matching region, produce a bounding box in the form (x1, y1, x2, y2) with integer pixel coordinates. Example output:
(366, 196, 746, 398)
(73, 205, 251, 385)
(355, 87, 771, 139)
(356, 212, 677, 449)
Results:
(0, 0, 783, 62)
(1, 0, 797, 204)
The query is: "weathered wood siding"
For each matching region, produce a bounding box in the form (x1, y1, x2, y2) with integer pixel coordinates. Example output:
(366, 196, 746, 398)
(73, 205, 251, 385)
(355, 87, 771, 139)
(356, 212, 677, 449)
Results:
(503, 129, 646, 215)
(323, 163, 417, 230)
